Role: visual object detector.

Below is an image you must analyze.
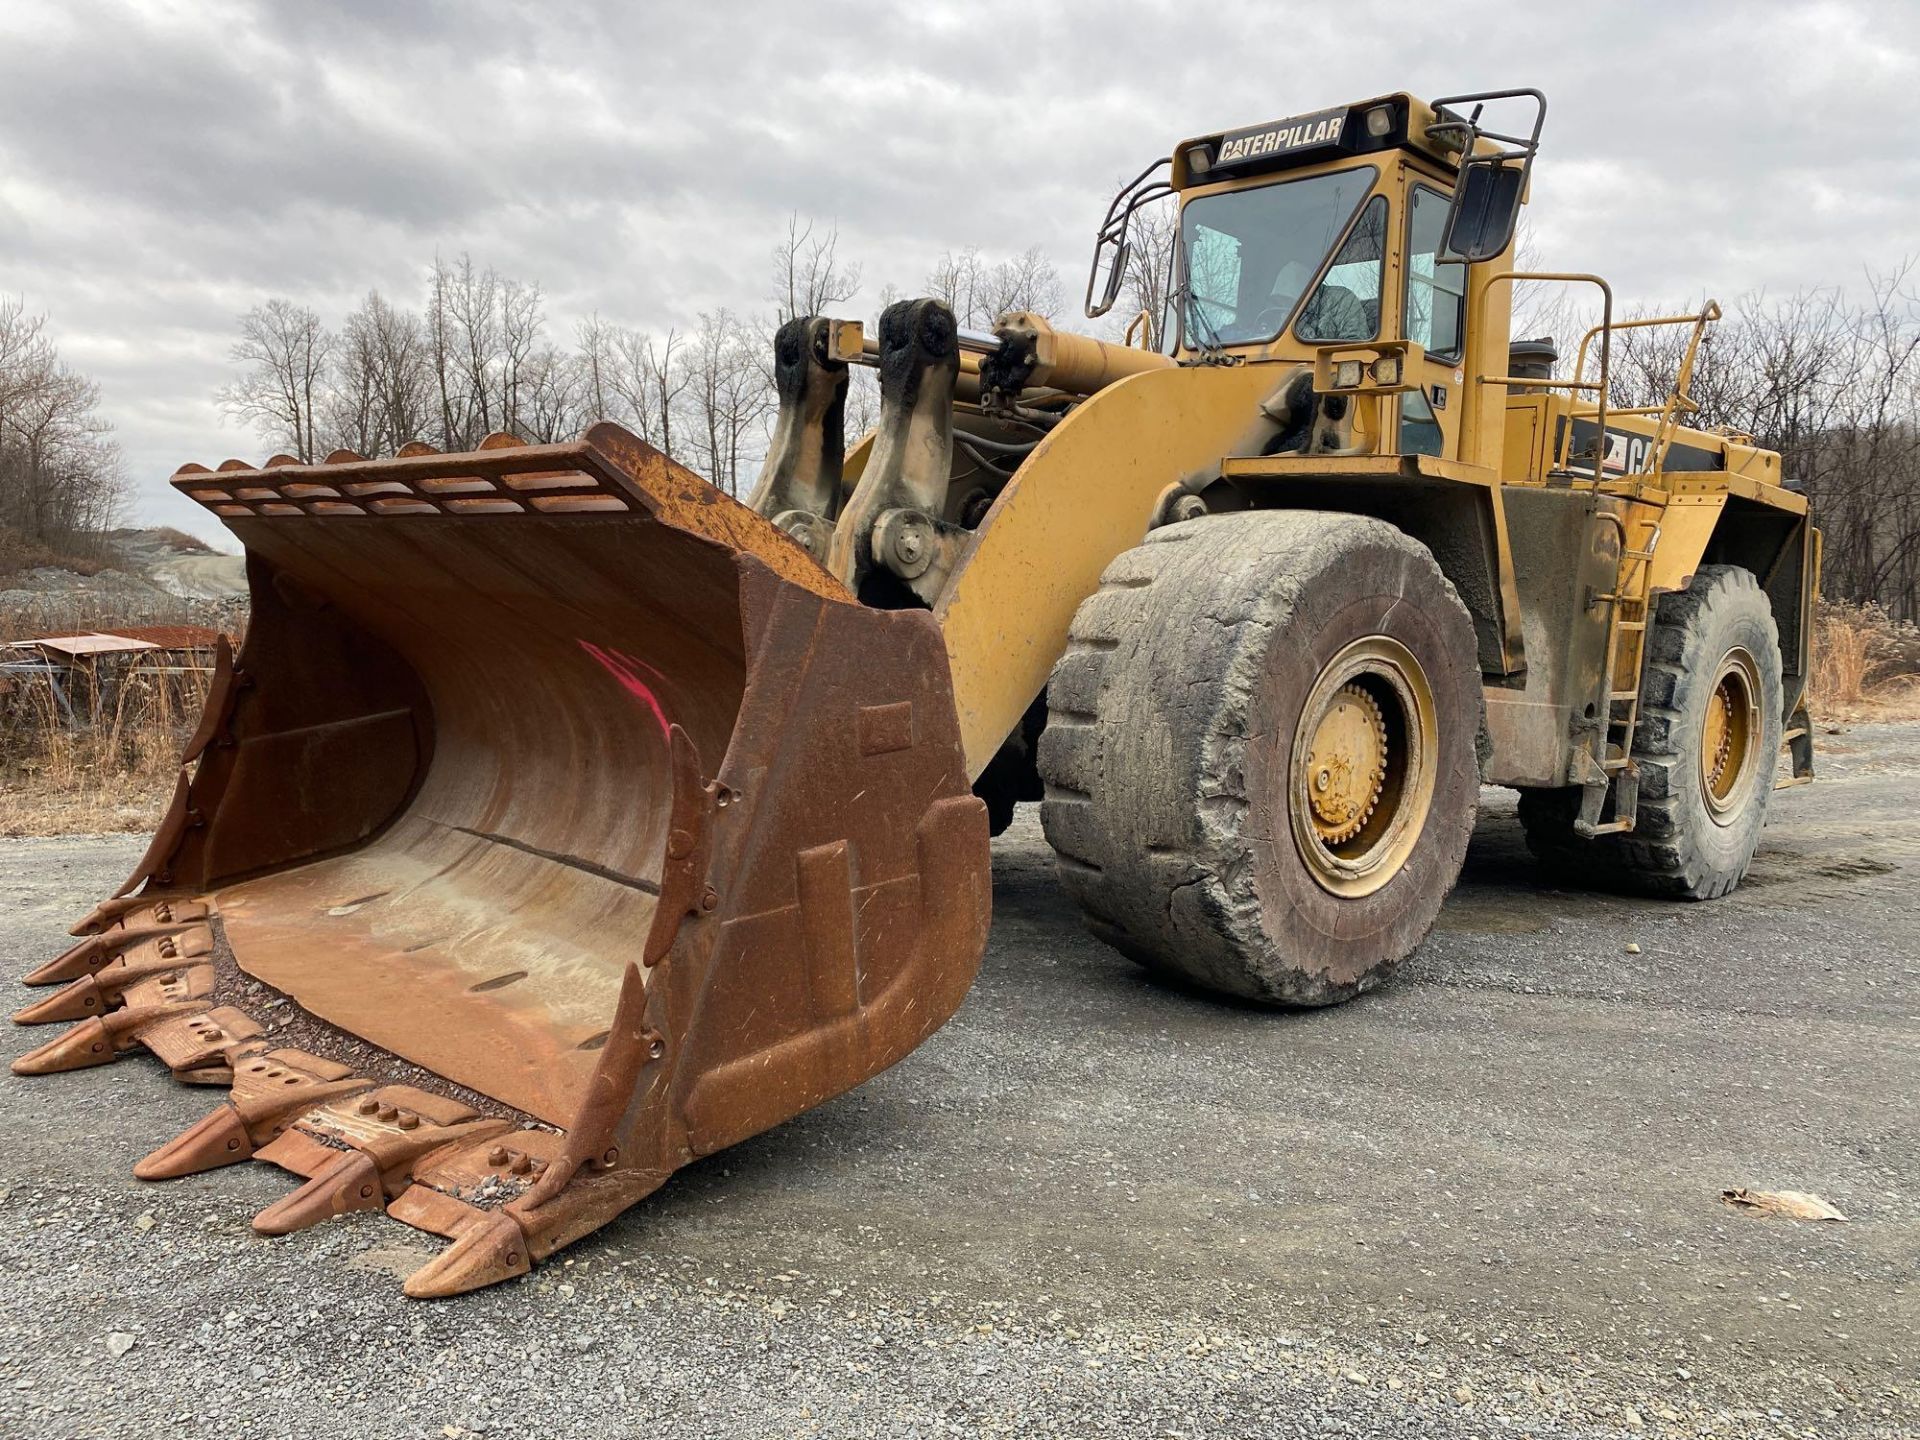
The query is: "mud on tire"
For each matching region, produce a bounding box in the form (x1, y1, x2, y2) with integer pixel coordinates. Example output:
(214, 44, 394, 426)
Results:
(1036, 511, 1483, 1006)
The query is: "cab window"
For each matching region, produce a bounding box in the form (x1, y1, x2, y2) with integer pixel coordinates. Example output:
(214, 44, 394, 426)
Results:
(1297, 195, 1386, 343)
(1177, 167, 1378, 347)
(1406, 187, 1467, 360)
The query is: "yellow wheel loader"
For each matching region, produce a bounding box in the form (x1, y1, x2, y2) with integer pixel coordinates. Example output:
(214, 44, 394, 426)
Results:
(12, 88, 1816, 1295)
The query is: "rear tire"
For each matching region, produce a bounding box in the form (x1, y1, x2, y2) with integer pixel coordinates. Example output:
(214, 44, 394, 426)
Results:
(1617, 564, 1782, 897)
(1036, 512, 1483, 1006)
(1516, 564, 1781, 898)
(1515, 785, 1614, 882)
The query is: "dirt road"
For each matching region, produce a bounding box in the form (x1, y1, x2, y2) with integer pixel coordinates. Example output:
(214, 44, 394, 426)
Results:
(0, 729, 1914, 1438)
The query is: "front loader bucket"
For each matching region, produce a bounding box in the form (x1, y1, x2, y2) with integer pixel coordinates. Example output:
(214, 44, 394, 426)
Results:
(11, 423, 990, 1296)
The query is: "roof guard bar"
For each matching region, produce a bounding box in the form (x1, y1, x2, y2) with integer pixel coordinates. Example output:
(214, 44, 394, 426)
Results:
(1084, 157, 1173, 320)
(1426, 89, 1547, 264)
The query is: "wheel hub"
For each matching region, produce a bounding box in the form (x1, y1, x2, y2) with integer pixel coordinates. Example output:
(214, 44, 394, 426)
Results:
(1699, 647, 1762, 822)
(1305, 685, 1387, 845)
(1287, 635, 1438, 899)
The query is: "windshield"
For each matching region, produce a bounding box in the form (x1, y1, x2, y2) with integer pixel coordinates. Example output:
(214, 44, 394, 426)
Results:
(1177, 167, 1378, 348)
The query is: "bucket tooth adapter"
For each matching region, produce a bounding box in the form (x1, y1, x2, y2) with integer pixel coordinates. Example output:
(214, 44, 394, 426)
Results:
(12, 423, 990, 1296)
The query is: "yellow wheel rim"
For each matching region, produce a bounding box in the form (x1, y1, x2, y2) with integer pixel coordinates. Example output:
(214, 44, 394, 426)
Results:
(1700, 646, 1762, 824)
(1290, 636, 1438, 898)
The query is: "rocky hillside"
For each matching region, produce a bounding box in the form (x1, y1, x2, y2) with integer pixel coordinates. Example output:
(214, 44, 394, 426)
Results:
(0, 527, 247, 637)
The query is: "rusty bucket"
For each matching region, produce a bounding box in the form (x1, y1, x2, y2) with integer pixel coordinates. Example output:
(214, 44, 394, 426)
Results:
(11, 423, 990, 1296)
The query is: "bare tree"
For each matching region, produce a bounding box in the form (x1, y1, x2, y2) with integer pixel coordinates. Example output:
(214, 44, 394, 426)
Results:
(925, 247, 986, 325)
(625, 326, 690, 460)
(771, 214, 862, 322)
(218, 299, 335, 461)
(978, 246, 1064, 324)
(0, 297, 124, 549)
(682, 309, 772, 495)
(1115, 196, 1178, 345)
(516, 344, 585, 444)
(926, 245, 1064, 328)
(497, 277, 544, 437)
(574, 314, 621, 425)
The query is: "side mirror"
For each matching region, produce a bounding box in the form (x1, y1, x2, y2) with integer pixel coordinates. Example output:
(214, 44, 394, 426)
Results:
(1085, 236, 1130, 319)
(1424, 89, 1546, 265)
(1442, 160, 1525, 263)
(1084, 158, 1172, 321)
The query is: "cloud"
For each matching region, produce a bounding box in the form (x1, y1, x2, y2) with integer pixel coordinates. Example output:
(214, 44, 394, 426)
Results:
(0, 0, 1914, 541)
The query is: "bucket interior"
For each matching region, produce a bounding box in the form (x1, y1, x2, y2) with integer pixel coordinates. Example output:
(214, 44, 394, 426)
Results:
(206, 514, 747, 1125)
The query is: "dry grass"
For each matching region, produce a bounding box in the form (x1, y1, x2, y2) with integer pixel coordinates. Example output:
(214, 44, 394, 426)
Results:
(147, 526, 213, 554)
(1809, 601, 1920, 722)
(1, 635, 214, 838)
(0, 523, 106, 582)
(2, 552, 242, 834)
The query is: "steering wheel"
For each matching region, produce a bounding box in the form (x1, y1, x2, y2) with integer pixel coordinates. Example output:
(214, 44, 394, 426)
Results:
(1252, 303, 1294, 336)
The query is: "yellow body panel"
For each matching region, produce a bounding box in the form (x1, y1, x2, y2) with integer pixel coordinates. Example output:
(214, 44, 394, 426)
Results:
(935, 363, 1281, 777)
(1646, 492, 1727, 595)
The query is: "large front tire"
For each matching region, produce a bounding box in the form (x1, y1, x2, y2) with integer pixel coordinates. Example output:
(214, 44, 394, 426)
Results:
(1036, 512, 1482, 1006)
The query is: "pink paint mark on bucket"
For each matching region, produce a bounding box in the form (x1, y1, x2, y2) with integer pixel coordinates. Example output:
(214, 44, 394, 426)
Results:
(579, 640, 671, 736)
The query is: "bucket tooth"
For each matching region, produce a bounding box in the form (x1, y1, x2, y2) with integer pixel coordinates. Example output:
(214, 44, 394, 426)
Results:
(250, 1084, 513, 1235)
(23, 932, 122, 987)
(13, 975, 113, 1025)
(12, 954, 211, 1025)
(251, 1150, 384, 1235)
(402, 1211, 533, 1300)
(21, 918, 211, 988)
(134, 1101, 255, 1179)
(10, 1001, 204, 1076)
(67, 894, 205, 938)
(136, 1056, 372, 1180)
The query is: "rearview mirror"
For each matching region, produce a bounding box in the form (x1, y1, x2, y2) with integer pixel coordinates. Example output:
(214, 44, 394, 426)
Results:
(1442, 160, 1524, 263)
(1085, 236, 1130, 319)
(1085, 158, 1173, 321)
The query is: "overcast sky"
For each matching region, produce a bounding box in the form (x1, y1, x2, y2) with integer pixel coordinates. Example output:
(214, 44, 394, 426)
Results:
(2, 0, 1916, 545)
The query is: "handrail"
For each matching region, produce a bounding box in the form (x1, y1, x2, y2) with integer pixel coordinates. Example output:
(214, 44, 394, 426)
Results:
(1572, 301, 1720, 477)
(1480, 271, 1614, 487)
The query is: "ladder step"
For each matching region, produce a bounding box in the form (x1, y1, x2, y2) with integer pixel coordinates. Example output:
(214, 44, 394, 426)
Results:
(1579, 818, 1636, 836)
(1610, 689, 1640, 700)
(1616, 620, 1646, 631)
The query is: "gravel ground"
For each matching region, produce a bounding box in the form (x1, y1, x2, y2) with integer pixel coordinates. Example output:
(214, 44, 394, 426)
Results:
(0, 728, 1914, 1439)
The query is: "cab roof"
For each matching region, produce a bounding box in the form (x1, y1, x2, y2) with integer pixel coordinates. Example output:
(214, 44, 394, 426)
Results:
(1171, 93, 1466, 189)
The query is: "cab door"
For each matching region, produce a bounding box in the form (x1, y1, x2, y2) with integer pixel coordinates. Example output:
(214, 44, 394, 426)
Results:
(1399, 184, 1470, 459)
